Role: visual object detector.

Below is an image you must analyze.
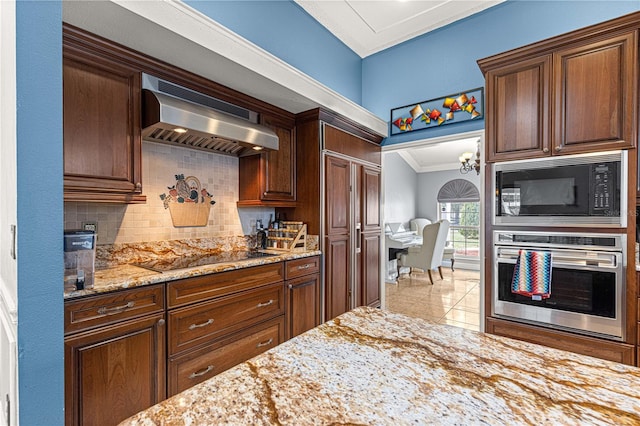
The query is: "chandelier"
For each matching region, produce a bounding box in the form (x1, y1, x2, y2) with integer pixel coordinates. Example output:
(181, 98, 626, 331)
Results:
(459, 142, 480, 175)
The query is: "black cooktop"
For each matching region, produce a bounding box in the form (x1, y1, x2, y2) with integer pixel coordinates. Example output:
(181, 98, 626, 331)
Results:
(133, 250, 276, 272)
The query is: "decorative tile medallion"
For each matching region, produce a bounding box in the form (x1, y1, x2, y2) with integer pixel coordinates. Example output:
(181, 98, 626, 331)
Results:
(160, 174, 216, 227)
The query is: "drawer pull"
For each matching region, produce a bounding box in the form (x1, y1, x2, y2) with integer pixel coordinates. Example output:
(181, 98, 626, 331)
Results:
(297, 264, 312, 270)
(189, 365, 214, 379)
(97, 301, 135, 315)
(189, 319, 214, 330)
(256, 300, 274, 308)
(257, 338, 274, 348)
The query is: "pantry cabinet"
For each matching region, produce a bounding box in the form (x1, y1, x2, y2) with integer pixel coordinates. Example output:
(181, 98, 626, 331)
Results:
(63, 24, 145, 203)
(291, 109, 383, 322)
(64, 285, 166, 426)
(479, 28, 637, 162)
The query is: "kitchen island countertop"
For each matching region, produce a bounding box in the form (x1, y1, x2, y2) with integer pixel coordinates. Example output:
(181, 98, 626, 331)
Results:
(120, 306, 640, 425)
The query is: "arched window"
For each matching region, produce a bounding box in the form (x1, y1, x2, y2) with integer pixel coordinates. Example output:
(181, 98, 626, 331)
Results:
(437, 179, 480, 258)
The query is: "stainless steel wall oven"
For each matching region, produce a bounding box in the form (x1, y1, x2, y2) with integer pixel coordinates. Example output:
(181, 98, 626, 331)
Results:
(493, 231, 625, 341)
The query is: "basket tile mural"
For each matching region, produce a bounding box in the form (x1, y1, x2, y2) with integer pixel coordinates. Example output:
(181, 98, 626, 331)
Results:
(160, 174, 216, 227)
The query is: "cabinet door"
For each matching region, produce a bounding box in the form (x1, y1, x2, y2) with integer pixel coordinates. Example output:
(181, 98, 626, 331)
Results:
(287, 273, 320, 339)
(325, 234, 350, 321)
(485, 55, 551, 162)
(238, 115, 296, 206)
(361, 166, 381, 232)
(361, 232, 381, 308)
(65, 313, 166, 426)
(63, 41, 144, 203)
(325, 155, 351, 235)
(553, 31, 636, 154)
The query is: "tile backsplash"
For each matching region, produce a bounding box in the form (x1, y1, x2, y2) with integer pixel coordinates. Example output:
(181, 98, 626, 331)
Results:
(65, 141, 274, 245)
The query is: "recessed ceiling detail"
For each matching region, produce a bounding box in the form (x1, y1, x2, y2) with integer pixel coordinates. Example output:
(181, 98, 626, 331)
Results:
(296, 0, 505, 58)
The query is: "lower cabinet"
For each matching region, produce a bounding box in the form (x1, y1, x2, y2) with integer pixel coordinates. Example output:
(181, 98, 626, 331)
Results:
(65, 258, 322, 422)
(285, 256, 321, 339)
(486, 317, 636, 365)
(64, 285, 166, 426)
(168, 316, 284, 395)
(165, 263, 286, 396)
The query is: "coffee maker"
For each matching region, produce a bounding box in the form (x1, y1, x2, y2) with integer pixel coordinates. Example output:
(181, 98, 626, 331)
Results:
(64, 230, 96, 291)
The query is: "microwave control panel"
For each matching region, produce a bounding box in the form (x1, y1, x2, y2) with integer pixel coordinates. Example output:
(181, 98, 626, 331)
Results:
(591, 163, 616, 211)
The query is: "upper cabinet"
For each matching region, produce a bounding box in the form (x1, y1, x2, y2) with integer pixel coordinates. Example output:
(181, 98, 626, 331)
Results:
(483, 55, 551, 162)
(238, 114, 296, 207)
(480, 25, 637, 163)
(63, 25, 145, 203)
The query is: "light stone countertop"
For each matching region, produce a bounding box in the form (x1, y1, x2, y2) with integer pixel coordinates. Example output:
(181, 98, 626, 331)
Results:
(120, 306, 640, 426)
(64, 250, 321, 299)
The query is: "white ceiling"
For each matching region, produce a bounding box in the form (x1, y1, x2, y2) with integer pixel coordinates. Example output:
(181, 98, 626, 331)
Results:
(298, 0, 497, 171)
(392, 135, 480, 173)
(296, 0, 505, 58)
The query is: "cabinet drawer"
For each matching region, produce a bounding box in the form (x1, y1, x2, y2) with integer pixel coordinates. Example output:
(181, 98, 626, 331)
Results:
(168, 315, 284, 396)
(168, 282, 284, 354)
(64, 284, 165, 335)
(167, 262, 284, 308)
(285, 256, 320, 280)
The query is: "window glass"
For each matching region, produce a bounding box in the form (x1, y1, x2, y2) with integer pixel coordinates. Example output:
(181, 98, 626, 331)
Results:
(438, 202, 480, 257)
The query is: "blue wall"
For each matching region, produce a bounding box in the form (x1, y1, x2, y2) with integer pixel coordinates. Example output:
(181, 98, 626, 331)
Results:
(363, 0, 640, 146)
(184, 0, 363, 104)
(16, 0, 64, 424)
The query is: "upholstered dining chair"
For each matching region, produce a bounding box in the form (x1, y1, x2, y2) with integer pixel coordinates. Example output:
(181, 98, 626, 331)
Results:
(410, 217, 454, 270)
(409, 218, 432, 235)
(397, 219, 451, 285)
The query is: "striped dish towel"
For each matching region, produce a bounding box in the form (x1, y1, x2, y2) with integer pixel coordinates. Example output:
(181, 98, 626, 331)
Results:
(511, 249, 552, 299)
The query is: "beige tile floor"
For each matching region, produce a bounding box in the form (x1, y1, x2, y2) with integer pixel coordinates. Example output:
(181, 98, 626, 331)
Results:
(385, 267, 481, 331)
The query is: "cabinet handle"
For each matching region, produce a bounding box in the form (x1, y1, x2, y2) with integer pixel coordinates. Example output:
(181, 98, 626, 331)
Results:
(257, 338, 273, 348)
(257, 300, 274, 308)
(543, 147, 549, 153)
(189, 365, 214, 379)
(97, 301, 135, 315)
(158, 319, 165, 326)
(135, 182, 142, 190)
(288, 284, 293, 289)
(554, 146, 562, 152)
(297, 264, 312, 270)
(189, 319, 214, 330)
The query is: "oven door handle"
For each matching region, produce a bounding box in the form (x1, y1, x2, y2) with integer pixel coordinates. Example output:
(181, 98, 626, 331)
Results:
(495, 248, 619, 268)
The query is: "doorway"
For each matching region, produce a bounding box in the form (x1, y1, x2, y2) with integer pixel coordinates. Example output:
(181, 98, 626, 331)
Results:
(380, 130, 485, 331)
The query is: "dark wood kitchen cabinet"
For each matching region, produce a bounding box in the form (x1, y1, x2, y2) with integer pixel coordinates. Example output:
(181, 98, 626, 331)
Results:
(359, 166, 382, 308)
(64, 284, 166, 426)
(238, 114, 297, 207)
(63, 24, 145, 203)
(166, 263, 286, 396)
(479, 25, 637, 162)
(290, 109, 383, 323)
(285, 256, 321, 339)
(486, 317, 635, 365)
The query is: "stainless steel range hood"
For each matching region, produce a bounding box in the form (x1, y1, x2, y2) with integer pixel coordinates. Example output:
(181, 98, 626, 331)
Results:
(141, 74, 278, 156)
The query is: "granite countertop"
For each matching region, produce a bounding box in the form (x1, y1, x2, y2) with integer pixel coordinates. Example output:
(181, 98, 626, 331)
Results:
(120, 306, 640, 425)
(64, 249, 321, 299)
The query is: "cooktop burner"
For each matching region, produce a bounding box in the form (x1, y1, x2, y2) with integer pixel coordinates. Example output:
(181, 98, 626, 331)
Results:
(133, 250, 277, 272)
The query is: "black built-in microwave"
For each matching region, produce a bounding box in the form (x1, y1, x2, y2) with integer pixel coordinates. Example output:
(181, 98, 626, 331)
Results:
(493, 150, 626, 227)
